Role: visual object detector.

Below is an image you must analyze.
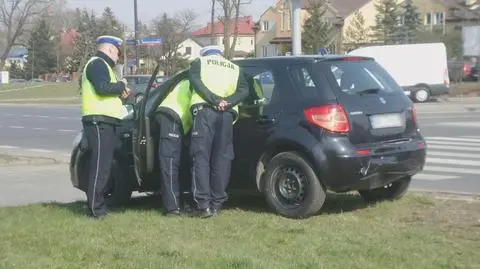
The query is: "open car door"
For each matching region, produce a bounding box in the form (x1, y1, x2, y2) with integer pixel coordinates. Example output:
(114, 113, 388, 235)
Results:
(132, 68, 189, 186)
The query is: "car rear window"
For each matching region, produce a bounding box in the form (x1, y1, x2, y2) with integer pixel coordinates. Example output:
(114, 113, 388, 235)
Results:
(322, 59, 404, 95)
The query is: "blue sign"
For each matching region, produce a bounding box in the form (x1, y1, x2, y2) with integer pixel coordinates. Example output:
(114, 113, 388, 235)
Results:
(126, 38, 162, 46)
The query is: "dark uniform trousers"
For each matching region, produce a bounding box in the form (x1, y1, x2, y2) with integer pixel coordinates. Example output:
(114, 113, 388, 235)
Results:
(190, 105, 234, 210)
(156, 112, 183, 212)
(82, 121, 119, 217)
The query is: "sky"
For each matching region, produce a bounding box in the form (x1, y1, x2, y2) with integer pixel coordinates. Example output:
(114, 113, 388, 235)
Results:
(66, 0, 277, 29)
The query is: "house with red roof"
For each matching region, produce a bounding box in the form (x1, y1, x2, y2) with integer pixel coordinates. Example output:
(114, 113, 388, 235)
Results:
(191, 15, 256, 58)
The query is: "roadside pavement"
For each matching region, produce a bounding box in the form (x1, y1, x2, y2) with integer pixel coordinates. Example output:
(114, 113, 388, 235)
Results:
(0, 163, 85, 207)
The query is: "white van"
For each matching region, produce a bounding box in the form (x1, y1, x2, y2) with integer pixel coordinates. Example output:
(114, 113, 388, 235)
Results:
(348, 43, 450, 103)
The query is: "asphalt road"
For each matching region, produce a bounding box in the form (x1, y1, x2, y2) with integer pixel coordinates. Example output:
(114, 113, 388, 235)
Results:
(1, 98, 480, 198)
(0, 104, 80, 155)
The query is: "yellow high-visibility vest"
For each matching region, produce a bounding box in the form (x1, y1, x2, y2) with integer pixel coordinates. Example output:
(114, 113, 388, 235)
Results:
(190, 55, 240, 120)
(157, 79, 193, 134)
(81, 56, 124, 120)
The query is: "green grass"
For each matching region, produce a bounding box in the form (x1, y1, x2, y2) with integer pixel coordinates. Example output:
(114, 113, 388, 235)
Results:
(0, 82, 79, 102)
(1, 193, 479, 269)
(0, 154, 20, 164)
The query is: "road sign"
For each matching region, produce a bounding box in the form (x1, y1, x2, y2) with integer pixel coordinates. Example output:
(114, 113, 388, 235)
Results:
(126, 38, 162, 46)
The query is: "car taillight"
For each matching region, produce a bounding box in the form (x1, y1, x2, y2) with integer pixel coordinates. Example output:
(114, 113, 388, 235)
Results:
(410, 106, 417, 124)
(444, 68, 450, 87)
(303, 105, 350, 133)
(464, 64, 471, 76)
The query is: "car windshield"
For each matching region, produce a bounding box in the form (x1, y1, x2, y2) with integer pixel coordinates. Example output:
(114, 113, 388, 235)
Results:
(137, 77, 150, 84)
(322, 59, 403, 95)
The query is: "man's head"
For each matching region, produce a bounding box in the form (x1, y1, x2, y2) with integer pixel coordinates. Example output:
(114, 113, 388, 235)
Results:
(200, 45, 224, 57)
(96, 35, 123, 64)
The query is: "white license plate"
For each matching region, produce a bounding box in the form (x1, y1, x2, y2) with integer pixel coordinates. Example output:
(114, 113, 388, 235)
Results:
(370, 113, 404, 129)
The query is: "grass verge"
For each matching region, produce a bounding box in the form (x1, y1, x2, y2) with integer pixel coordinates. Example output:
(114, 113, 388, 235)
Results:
(0, 193, 479, 269)
(0, 153, 20, 164)
(0, 83, 79, 103)
(0, 153, 59, 165)
(450, 82, 480, 96)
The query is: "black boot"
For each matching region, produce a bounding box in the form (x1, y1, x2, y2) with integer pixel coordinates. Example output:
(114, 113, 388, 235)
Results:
(189, 207, 213, 218)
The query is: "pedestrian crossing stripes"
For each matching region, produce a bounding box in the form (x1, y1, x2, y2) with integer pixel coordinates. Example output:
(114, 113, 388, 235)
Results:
(414, 136, 480, 181)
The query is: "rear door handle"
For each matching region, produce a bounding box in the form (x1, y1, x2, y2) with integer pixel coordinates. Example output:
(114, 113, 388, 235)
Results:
(256, 116, 276, 124)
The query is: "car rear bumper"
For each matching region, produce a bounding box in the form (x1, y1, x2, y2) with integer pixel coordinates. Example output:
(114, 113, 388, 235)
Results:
(310, 137, 427, 192)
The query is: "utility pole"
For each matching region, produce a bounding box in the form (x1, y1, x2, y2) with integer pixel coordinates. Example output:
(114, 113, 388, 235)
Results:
(292, 0, 302, 55)
(134, 0, 140, 72)
(123, 25, 128, 75)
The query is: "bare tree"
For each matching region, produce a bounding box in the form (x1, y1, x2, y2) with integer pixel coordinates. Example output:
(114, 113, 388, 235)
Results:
(216, 0, 242, 59)
(154, 10, 196, 75)
(0, 0, 53, 69)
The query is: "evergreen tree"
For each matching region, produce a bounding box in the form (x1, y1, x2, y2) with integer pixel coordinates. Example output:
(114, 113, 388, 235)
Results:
(71, 9, 100, 74)
(302, 0, 334, 54)
(24, 19, 56, 79)
(371, 0, 401, 45)
(344, 10, 369, 50)
(401, 0, 421, 43)
(8, 62, 25, 79)
(99, 7, 124, 37)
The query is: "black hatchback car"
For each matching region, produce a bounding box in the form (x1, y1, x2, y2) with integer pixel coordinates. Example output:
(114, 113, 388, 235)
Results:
(70, 55, 427, 219)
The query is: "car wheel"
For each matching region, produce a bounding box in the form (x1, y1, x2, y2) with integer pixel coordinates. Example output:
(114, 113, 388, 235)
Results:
(104, 158, 133, 207)
(262, 151, 326, 219)
(358, 176, 411, 203)
(413, 87, 430, 103)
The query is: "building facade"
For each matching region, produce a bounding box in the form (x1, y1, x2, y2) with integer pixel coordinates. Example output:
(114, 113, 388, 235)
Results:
(191, 16, 256, 58)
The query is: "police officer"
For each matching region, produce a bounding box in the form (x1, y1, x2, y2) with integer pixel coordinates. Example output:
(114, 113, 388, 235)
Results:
(188, 45, 249, 218)
(81, 35, 132, 218)
(155, 78, 192, 216)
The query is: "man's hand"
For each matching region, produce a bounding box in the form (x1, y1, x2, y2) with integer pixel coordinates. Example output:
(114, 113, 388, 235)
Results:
(217, 100, 229, 111)
(121, 87, 132, 100)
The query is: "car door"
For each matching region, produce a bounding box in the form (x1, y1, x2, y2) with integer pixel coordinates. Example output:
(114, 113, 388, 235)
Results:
(132, 70, 188, 186)
(230, 64, 286, 190)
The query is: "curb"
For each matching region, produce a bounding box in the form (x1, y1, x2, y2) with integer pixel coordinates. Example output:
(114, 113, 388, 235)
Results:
(0, 150, 70, 165)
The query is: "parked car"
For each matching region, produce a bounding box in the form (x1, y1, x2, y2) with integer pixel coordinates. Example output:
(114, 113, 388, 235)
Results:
(349, 43, 450, 103)
(123, 74, 169, 103)
(448, 58, 479, 83)
(124, 74, 169, 93)
(70, 55, 427, 219)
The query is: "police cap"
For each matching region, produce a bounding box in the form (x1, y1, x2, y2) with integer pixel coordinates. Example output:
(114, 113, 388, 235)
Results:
(96, 35, 123, 49)
(200, 45, 224, 56)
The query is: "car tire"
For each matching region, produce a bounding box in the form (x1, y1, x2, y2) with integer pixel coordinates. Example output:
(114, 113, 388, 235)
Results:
(104, 157, 133, 208)
(413, 87, 430, 103)
(262, 151, 326, 219)
(358, 176, 411, 203)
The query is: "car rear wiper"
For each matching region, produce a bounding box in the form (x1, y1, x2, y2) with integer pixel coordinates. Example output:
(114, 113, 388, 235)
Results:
(356, 88, 381, 95)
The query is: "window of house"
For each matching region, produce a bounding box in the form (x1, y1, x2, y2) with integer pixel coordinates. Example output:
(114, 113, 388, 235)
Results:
(283, 10, 291, 30)
(425, 12, 432, 25)
(435, 12, 444, 24)
(262, 20, 269, 31)
(185, 46, 192, 55)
